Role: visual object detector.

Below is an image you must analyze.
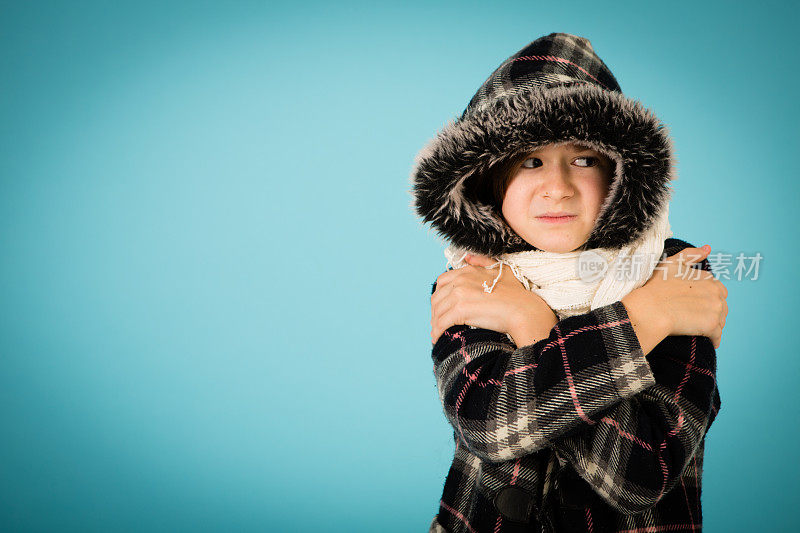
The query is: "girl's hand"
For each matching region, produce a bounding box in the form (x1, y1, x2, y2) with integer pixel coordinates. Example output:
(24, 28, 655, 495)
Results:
(431, 253, 557, 345)
(635, 245, 728, 348)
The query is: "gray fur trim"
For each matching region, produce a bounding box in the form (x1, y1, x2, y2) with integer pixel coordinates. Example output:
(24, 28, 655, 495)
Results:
(409, 83, 676, 257)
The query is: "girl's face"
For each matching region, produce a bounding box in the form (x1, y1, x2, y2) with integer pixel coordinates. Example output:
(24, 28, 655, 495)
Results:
(501, 143, 614, 253)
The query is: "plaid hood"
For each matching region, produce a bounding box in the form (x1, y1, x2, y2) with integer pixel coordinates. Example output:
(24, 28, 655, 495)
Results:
(409, 32, 675, 257)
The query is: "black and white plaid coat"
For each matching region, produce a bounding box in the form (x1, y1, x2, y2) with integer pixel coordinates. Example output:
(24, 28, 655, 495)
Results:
(409, 32, 723, 532)
(427, 237, 721, 532)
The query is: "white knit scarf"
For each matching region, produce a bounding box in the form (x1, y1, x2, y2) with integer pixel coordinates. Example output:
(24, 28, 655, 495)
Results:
(444, 205, 673, 321)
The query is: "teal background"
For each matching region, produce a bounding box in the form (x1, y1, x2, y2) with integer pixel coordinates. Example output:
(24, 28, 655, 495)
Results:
(1, 1, 796, 531)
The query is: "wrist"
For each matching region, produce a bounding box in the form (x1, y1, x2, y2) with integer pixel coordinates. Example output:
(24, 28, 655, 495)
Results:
(620, 287, 672, 355)
(509, 302, 557, 347)
(509, 324, 548, 347)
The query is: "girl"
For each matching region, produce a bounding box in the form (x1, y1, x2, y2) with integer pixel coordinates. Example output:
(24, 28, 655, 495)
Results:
(410, 33, 727, 533)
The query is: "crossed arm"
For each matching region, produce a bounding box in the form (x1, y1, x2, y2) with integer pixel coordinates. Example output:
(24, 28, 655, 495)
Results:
(428, 253, 721, 514)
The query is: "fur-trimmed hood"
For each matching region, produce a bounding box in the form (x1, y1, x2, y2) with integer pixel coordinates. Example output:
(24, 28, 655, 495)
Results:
(409, 32, 675, 257)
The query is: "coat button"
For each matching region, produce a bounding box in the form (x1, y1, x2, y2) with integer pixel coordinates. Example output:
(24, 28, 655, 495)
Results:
(493, 486, 535, 523)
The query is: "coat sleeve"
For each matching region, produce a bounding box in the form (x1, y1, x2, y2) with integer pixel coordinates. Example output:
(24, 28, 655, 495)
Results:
(430, 279, 657, 464)
(547, 245, 722, 515)
(549, 334, 721, 515)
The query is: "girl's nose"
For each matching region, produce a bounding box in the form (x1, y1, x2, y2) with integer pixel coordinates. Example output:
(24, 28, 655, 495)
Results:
(540, 164, 574, 199)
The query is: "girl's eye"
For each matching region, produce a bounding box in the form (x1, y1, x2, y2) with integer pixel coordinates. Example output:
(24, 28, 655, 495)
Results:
(520, 156, 599, 169)
(574, 156, 599, 167)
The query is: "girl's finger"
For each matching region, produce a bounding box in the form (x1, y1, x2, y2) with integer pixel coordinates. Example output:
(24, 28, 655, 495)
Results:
(432, 273, 468, 309)
(721, 301, 728, 328)
(432, 295, 458, 331)
(719, 282, 728, 298)
(435, 268, 461, 290)
(431, 279, 450, 308)
(431, 313, 446, 344)
(436, 307, 466, 339)
(672, 245, 710, 266)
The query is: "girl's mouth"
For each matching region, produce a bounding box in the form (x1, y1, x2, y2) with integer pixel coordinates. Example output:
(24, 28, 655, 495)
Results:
(536, 215, 577, 224)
